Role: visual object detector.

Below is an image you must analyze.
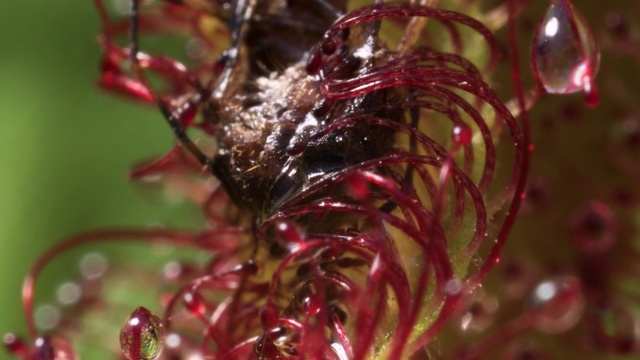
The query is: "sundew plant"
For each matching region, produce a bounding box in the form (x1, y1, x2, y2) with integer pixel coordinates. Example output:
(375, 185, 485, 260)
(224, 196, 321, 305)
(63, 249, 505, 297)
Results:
(3, 0, 640, 359)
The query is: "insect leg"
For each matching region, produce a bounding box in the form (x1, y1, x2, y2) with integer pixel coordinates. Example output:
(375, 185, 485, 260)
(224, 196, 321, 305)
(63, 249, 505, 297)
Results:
(128, 0, 213, 169)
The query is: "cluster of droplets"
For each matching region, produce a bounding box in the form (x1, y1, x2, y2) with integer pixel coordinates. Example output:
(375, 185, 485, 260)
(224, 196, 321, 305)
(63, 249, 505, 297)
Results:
(430, 2, 640, 357)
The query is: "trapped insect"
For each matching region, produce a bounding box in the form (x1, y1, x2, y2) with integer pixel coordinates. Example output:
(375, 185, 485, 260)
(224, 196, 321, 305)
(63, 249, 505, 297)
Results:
(13, 0, 620, 358)
(102, 1, 529, 356)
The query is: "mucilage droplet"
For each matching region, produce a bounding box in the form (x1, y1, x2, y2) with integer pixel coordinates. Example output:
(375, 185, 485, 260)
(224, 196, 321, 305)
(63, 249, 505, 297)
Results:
(119, 307, 165, 360)
(452, 123, 473, 146)
(532, 0, 600, 105)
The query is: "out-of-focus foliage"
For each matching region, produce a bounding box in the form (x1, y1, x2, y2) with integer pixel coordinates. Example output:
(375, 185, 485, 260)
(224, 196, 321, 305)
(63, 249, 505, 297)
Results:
(0, 1, 196, 345)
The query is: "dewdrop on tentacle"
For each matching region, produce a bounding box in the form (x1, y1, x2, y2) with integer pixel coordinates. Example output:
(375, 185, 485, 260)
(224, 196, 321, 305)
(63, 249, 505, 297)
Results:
(119, 307, 165, 360)
(452, 123, 473, 146)
(532, 0, 601, 106)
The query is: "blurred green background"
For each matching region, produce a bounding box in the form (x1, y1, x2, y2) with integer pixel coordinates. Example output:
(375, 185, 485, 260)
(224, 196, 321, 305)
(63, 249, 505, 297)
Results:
(0, 1, 196, 356)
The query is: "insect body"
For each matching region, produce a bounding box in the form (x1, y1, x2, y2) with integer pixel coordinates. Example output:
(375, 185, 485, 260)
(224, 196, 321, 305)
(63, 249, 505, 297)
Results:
(195, 1, 399, 217)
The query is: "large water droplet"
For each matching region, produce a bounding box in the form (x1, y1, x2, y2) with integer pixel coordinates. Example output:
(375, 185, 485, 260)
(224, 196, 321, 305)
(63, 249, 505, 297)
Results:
(532, 0, 600, 104)
(120, 307, 165, 360)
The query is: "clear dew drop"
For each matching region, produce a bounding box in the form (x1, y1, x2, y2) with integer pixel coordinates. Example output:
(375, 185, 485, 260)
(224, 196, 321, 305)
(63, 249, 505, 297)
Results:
(120, 307, 165, 360)
(532, 0, 600, 104)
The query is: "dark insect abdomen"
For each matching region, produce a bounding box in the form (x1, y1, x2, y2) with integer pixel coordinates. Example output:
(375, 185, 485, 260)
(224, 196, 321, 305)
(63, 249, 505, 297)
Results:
(209, 0, 399, 216)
